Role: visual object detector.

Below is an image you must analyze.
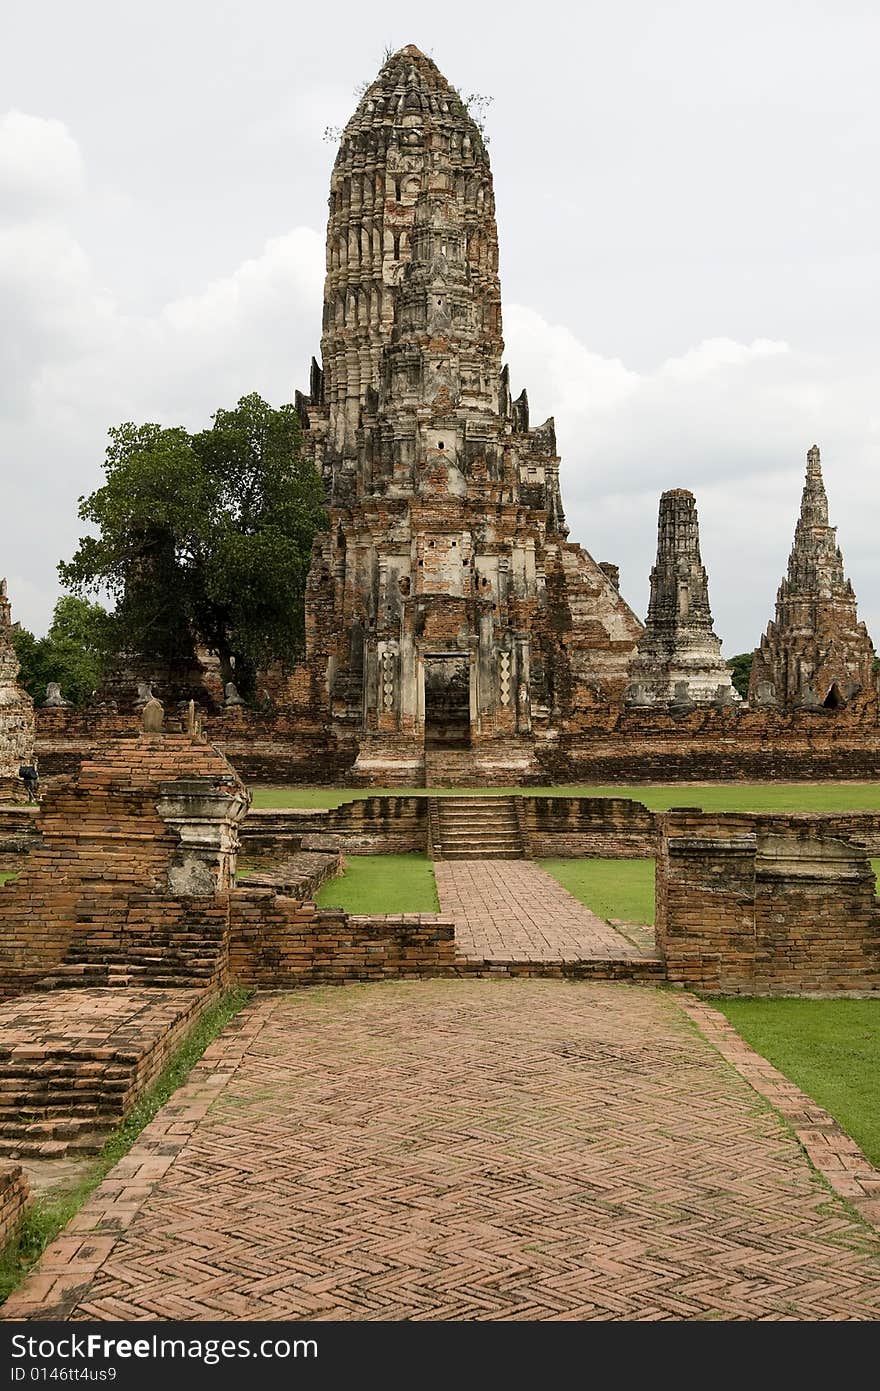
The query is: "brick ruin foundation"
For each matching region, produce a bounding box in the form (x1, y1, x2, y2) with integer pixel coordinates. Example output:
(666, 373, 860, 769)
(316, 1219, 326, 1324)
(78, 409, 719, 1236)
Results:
(0, 727, 877, 1169)
(657, 809, 880, 993)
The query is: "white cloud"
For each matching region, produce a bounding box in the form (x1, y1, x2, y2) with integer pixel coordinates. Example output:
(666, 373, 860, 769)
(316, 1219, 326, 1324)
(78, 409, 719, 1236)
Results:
(1, 108, 878, 663)
(505, 307, 880, 654)
(0, 110, 85, 216)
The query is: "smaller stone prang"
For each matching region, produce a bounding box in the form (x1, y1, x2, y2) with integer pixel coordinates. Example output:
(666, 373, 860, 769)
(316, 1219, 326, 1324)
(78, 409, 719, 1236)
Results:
(141, 696, 165, 733)
(0, 579, 35, 798)
(44, 682, 72, 708)
(625, 491, 739, 708)
(749, 446, 877, 711)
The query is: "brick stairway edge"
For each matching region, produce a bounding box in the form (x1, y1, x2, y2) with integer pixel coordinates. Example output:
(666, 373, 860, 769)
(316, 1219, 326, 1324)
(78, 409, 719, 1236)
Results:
(0, 996, 286, 1322)
(676, 994, 880, 1231)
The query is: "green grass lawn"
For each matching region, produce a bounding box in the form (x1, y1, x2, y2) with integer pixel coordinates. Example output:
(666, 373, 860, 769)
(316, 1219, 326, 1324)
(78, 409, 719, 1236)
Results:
(541, 858, 655, 925)
(251, 782, 880, 812)
(714, 998, 880, 1169)
(315, 854, 439, 914)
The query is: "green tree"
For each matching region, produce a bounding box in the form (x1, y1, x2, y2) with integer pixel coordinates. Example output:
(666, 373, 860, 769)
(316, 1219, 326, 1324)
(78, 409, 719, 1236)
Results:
(11, 595, 108, 706)
(727, 651, 754, 700)
(59, 394, 327, 695)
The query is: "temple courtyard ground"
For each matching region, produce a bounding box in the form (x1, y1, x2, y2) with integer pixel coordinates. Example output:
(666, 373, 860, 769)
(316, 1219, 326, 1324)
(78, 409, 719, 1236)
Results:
(5, 978, 880, 1321)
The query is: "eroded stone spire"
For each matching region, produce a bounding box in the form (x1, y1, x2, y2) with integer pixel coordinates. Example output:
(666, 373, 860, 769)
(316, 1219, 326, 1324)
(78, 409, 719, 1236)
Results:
(750, 446, 876, 709)
(0, 579, 36, 799)
(626, 490, 738, 707)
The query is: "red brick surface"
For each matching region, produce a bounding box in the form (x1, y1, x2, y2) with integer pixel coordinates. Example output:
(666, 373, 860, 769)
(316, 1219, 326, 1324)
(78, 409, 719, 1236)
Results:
(5, 981, 880, 1322)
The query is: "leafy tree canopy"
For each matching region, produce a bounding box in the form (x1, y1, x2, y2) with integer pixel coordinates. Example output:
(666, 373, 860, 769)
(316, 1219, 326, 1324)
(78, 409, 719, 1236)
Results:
(58, 394, 328, 695)
(12, 595, 109, 707)
(727, 651, 754, 700)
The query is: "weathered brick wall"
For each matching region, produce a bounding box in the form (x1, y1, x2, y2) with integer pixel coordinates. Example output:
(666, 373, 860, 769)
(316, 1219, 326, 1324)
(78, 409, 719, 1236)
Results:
(35, 698, 880, 786)
(0, 1161, 30, 1248)
(550, 706, 880, 782)
(517, 797, 657, 858)
(241, 796, 427, 859)
(0, 987, 211, 1159)
(237, 850, 341, 897)
(656, 810, 880, 993)
(228, 891, 456, 988)
(0, 735, 247, 997)
(0, 806, 39, 872)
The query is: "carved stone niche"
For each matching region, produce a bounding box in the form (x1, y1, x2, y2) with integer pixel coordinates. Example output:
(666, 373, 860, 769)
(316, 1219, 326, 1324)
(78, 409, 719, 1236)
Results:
(156, 777, 251, 896)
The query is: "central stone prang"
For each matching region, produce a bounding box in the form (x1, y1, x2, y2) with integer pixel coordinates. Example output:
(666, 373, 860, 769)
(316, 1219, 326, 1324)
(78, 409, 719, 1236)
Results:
(156, 777, 251, 895)
(294, 45, 643, 777)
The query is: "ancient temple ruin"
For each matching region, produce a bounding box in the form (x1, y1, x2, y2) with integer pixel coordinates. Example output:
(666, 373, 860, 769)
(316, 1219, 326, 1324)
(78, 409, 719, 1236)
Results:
(750, 446, 876, 710)
(0, 580, 35, 800)
(626, 490, 737, 708)
(296, 46, 641, 779)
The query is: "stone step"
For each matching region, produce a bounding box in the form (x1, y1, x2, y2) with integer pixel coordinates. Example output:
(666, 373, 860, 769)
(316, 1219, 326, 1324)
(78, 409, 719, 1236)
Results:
(436, 845, 522, 856)
(437, 832, 522, 845)
(0, 1133, 107, 1159)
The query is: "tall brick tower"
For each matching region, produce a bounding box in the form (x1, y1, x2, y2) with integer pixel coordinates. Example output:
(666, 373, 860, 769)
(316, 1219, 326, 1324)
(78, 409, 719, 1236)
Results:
(297, 45, 641, 781)
(626, 490, 737, 707)
(749, 446, 876, 709)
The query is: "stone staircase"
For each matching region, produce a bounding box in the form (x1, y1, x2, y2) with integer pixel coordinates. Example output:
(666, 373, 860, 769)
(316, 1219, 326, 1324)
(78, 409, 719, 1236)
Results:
(431, 796, 526, 860)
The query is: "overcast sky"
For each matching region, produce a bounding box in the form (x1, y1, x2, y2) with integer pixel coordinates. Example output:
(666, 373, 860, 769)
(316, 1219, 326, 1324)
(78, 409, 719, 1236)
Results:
(2, 0, 878, 654)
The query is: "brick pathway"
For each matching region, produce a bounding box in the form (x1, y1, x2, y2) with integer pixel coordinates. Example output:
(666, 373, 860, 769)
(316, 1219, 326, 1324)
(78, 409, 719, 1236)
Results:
(5, 980, 880, 1321)
(436, 859, 654, 963)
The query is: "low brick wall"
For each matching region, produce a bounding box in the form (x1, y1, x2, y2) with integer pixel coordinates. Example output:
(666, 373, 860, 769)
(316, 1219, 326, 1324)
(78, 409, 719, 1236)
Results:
(241, 797, 428, 858)
(518, 797, 657, 858)
(656, 810, 880, 994)
(0, 987, 211, 1159)
(237, 850, 341, 897)
(229, 891, 456, 988)
(0, 1161, 30, 1249)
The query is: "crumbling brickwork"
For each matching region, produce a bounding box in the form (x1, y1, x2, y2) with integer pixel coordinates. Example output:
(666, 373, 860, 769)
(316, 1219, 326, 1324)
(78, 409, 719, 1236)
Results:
(656, 809, 880, 993)
(750, 446, 878, 712)
(0, 988, 210, 1159)
(228, 894, 457, 988)
(0, 735, 248, 996)
(0, 1160, 29, 1247)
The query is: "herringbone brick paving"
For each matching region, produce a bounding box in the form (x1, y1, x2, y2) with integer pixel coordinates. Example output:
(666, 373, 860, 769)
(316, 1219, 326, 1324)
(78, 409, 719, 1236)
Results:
(436, 860, 656, 963)
(6, 980, 880, 1321)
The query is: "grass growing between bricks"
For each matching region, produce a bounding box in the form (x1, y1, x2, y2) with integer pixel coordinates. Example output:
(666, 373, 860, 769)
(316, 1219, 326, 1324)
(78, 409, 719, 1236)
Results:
(0, 986, 252, 1306)
(540, 858, 656, 926)
(315, 854, 439, 914)
(713, 997, 880, 1169)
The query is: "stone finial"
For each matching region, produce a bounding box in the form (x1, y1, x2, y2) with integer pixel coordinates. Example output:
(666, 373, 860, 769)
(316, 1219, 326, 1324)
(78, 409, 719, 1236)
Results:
(44, 682, 72, 708)
(223, 681, 245, 708)
(141, 696, 165, 733)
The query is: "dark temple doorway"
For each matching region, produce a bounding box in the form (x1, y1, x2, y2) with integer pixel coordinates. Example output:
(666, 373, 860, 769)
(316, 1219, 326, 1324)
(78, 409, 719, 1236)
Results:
(424, 654, 471, 749)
